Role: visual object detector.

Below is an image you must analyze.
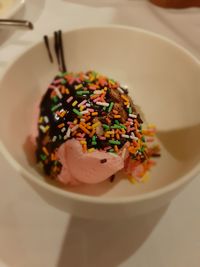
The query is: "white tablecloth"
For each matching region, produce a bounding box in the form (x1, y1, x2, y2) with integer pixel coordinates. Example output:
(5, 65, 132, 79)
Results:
(0, 1, 200, 266)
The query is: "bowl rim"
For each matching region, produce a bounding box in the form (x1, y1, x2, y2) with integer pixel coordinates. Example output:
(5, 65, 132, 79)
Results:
(0, 24, 200, 205)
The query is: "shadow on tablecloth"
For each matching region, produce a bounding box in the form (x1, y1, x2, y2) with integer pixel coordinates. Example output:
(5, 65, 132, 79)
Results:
(57, 204, 168, 267)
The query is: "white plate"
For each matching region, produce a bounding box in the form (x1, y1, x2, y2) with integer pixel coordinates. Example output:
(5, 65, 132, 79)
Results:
(0, 0, 25, 19)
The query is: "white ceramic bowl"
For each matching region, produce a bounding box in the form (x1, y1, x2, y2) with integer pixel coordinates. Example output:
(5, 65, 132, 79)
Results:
(0, 25, 200, 220)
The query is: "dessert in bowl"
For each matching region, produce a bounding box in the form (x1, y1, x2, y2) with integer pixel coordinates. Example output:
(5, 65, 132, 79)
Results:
(0, 26, 200, 219)
(32, 68, 159, 186)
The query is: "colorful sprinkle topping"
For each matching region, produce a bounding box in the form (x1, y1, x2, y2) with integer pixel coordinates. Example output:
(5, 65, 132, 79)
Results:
(36, 71, 160, 180)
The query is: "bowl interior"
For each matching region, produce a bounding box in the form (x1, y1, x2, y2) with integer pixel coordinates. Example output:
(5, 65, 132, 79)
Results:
(0, 26, 200, 198)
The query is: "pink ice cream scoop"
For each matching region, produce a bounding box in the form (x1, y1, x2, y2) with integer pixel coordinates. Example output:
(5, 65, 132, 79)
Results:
(30, 107, 124, 185)
(57, 139, 124, 185)
(33, 71, 159, 186)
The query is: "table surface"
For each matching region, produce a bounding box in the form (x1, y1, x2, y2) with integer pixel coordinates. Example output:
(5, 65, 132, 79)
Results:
(0, 1, 200, 266)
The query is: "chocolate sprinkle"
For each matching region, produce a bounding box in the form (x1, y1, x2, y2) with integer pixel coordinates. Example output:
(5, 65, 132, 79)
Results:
(110, 174, 115, 182)
(100, 158, 107, 164)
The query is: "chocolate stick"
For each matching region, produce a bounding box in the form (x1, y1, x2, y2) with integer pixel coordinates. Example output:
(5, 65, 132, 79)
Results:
(43, 35, 53, 63)
(44, 30, 68, 73)
(58, 30, 67, 73)
(54, 31, 62, 72)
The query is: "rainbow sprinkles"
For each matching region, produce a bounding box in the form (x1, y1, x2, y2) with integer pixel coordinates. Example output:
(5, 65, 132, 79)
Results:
(36, 70, 160, 184)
